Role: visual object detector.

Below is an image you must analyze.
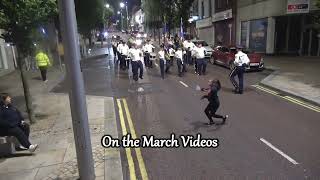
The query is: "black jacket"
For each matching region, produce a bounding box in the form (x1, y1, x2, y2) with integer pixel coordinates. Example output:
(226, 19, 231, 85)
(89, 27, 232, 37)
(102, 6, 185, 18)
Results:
(0, 104, 23, 128)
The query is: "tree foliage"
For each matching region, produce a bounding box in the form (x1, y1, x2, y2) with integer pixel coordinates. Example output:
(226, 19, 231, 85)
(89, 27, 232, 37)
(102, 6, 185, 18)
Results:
(0, 0, 57, 56)
(75, 0, 113, 38)
(143, 0, 194, 34)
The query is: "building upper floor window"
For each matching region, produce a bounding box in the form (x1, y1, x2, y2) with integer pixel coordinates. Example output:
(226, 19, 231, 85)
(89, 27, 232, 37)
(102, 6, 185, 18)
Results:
(201, 1, 204, 18)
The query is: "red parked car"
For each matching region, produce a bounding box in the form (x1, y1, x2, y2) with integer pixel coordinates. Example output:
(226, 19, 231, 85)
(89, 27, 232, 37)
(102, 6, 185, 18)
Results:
(211, 46, 264, 71)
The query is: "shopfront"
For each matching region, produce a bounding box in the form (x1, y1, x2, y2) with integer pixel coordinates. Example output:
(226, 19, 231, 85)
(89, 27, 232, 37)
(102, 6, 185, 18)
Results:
(196, 17, 215, 45)
(212, 9, 235, 46)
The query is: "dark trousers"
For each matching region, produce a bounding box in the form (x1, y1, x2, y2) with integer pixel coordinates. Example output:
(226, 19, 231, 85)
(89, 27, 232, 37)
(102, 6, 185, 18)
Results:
(177, 58, 186, 77)
(145, 53, 151, 68)
(230, 66, 245, 93)
(0, 124, 31, 148)
(112, 46, 117, 59)
(39, 66, 47, 81)
(203, 58, 208, 75)
(170, 56, 174, 66)
(125, 58, 131, 69)
(160, 59, 165, 79)
(132, 61, 143, 81)
(120, 55, 127, 70)
(204, 101, 223, 123)
(196, 58, 204, 75)
(187, 51, 192, 65)
(165, 60, 171, 73)
(116, 52, 121, 64)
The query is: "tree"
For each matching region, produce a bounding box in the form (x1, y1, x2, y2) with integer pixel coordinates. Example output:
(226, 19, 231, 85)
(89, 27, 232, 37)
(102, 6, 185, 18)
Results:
(143, 0, 194, 38)
(0, 0, 57, 123)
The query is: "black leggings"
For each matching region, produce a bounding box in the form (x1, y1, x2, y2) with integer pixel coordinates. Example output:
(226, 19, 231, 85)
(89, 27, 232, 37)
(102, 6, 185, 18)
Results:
(204, 101, 223, 122)
(0, 124, 31, 148)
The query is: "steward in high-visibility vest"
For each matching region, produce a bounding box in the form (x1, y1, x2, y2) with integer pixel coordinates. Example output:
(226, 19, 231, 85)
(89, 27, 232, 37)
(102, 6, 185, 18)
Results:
(35, 51, 51, 82)
(35, 51, 51, 67)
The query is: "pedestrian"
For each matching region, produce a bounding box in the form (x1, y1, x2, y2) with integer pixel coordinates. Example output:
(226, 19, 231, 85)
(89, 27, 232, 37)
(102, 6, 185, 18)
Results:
(129, 44, 144, 81)
(193, 42, 206, 75)
(229, 45, 250, 94)
(121, 41, 130, 70)
(175, 47, 186, 77)
(201, 80, 228, 125)
(111, 39, 118, 60)
(0, 93, 38, 152)
(35, 50, 51, 82)
(168, 45, 175, 67)
(158, 45, 167, 79)
(142, 40, 155, 68)
(116, 40, 123, 66)
(183, 40, 195, 65)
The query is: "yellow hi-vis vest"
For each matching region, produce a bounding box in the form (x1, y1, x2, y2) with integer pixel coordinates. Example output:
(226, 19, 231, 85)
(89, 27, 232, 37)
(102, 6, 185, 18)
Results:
(35, 52, 51, 67)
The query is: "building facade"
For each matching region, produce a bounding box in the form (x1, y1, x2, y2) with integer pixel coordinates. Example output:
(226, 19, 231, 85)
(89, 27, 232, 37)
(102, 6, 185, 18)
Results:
(195, 0, 237, 46)
(237, 0, 320, 55)
(195, 0, 215, 45)
(0, 30, 17, 76)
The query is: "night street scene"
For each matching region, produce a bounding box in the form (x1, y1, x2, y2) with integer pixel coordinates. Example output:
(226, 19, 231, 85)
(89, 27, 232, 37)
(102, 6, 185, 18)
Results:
(0, 0, 320, 179)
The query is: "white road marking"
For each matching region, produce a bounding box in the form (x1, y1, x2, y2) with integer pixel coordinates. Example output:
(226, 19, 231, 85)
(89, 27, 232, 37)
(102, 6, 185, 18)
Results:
(155, 63, 159, 67)
(260, 138, 299, 165)
(179, 81, 189, 87)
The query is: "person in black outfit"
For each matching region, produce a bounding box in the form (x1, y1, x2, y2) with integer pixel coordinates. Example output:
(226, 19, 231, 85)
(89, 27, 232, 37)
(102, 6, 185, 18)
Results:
(0, 94, 38, 152)
(201, 79, 228, 125)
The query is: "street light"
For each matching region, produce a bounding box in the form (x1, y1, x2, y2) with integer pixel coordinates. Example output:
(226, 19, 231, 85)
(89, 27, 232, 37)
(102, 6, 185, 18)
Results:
(120, 2, 125, 8)
(117, 11, 120, 15)
(105, 3, 110, 8)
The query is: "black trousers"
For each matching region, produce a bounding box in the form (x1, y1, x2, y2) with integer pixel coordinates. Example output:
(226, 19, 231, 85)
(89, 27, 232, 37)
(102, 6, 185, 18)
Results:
(204, 100, 223, 123)
(196, 58, 203, 75)
(120, 55, 127, 70)
(165, 60, 171, 73)
(187, 51, 192, 64)
(112, 46, 117, 59)
(177, 58, 186, 77)
(160, 59, 165, 79)
(170, 56, 174, 66)
(132, 61, 143, 81)
(230, 66, 245, 93)
(39, 66, 47, 81)
(0, 124, 31, 148)
(145, 53, 151, 68)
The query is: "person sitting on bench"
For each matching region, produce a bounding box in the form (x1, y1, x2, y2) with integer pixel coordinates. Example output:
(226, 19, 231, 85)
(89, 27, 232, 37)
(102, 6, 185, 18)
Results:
(0, 93, 38, 152)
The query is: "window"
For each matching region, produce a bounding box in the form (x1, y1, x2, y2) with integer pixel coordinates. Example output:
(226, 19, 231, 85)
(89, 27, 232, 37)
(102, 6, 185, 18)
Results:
(201, 1, 204, 18)
(209, 0, 212, 17)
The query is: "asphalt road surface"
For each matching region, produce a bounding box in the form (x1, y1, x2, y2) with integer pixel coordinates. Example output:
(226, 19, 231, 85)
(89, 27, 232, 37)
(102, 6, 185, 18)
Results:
(52, 38, 320, 180)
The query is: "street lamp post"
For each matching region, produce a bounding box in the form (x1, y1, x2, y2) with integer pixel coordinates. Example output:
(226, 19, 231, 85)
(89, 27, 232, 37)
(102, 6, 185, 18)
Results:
(126, 2, 129, 31)
(57, 0, 95, 179)
(120, 2, 125, 31)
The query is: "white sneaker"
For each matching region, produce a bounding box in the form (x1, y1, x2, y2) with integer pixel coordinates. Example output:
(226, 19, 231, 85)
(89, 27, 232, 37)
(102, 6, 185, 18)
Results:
(19, 145, 28, 150)
(28, 144, 38, 152)
(44, 80, 48, 83)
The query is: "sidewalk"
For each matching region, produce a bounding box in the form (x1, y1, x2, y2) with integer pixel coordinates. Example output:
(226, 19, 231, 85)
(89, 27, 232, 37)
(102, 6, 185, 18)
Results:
(261, 56, 320, 105)
(0, 63, 123, 178)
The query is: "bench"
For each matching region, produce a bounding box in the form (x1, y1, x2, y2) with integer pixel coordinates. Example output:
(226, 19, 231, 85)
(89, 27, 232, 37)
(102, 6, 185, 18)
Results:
(0, 136, 19, 156)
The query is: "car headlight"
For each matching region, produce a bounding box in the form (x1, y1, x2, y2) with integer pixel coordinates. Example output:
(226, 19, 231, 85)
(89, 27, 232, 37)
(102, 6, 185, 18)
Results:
(144, 34, 147, 38)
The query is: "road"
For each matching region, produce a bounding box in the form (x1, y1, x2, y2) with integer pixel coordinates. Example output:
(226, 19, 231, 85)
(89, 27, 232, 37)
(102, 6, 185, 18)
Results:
(52, 38, 320, 180)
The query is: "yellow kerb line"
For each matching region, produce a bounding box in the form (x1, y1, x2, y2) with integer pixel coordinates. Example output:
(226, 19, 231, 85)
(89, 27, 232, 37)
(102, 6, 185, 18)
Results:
(116, 99, 137, 180)
(122, 99, 149, 180)
(252, 85, 320, 113)
(282, 96, 320, 112)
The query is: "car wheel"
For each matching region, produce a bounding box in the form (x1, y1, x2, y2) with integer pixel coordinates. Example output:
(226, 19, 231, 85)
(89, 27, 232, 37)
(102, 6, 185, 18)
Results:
(209, 57, 215, 65)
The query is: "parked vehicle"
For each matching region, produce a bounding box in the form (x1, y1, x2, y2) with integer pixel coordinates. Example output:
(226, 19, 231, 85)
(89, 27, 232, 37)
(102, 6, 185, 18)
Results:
(212, 46, 264, 71)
